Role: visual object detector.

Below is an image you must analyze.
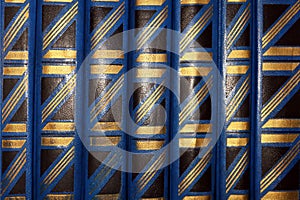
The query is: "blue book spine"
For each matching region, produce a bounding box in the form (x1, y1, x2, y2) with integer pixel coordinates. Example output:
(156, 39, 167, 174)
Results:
(253, 0, 300, 199)
(0, 0, 36, 199)
(34, 0, 85, 199)
(218, 0, 252, 199)
(82, 0, 129, 199)
(171, 0, 219, 199)
(127, 0, 172, 199)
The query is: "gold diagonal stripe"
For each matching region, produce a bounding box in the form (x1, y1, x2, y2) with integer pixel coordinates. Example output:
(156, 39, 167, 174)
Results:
(3, 148, 26, 184)
(90, 75, 124, 121)
(136, 83, 165, 123)
(91, 3, 125, 49)
(180, 6, 212, 50)
(260, 141, 300, 192)
(137, 6, 168, 49)
(43, 147, 74, 185)
(262, 1, 300, 48)
(226, 4, 250, 48)
(2, 75, 28, 123)
(261, 70, 300, 121)
(3, 4, 29, 51)
(226, 158, 248, 193)
(179, 152, 211, 195)
(42, 75, 76, 122)
(43, 2, 78, 50)
(226, 150, 248, 192)
(137, 6, 168, 48)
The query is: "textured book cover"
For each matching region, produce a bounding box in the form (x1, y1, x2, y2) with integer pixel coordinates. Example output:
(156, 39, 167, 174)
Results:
(253, 0, 300, 199)
(127, 0, 172, 199)
(82, 0, 128, 199)
(0, 0, 35, 198)
(171, 0, 219, 199)
(34, 0, 84, 199)
(218, 0, 252, 199)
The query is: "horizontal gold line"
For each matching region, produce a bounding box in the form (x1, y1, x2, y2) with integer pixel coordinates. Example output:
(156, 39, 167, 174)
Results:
(136, 68, 166, 78)
(261, 133, 298, 143)
(180, 124, 211, 133)
(90, 136, 121, 146)
(228, 194, 248, 200)
(43, 122, 75, 131)
(137, 54, 167, 63)
(3, 123, 27, 132)
(141, 198, 165, 200)
(180, 67, 212, 77)
(226, 65, 249, 75)
(181, 0, 210, 5)
(227, 138, 249, 147)
(5, 51, 28, 60)
(136, 140, 164, 150)
(3, 67, 27, 76)
(46, 194, 74, 200)
(227, 121, 250, 131)
(4, 0, 26, 3)
(263, 62, 299, 71)
(93, 194, 119, 200)
(227, 0, 246, 2)
(179, 138, 211, 148)
(43, 65, 76, 75)
(136, 126, 166, 134)
(44, 50, 77, 59)
(264, 47, 300, 56)
(90, 65, 123, 74)
(91, 122, 121, 131)
(136, 0, 165, 6)
(181, 52, 213, 62)
(228, 50, 250, 59)
(92, 50, 124, 59)
(2, 139, 26, 148)
(4, 196, 26, 200)
(92, 0, 119, 2)
(183, 195, 211, 200)
(262, 119, 300, 129)
(262, 191, 299, 200)
(42, 137, 73, 146)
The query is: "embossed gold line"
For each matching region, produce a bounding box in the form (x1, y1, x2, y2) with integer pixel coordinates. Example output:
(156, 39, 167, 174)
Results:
(262, 191, 299, 200)
(5, 0, 26, 2)
(264, 47, 300, 56)
(136, 141, 165, 150)
(262, 62, 299, 71)
(227, 0, 246, 2)
(3, 123, 27, 132)
(3, 149, 26, 182)
(261, 133, 298, 143)
(44, 50, 77, 59)
(5, 51, 29, 60)
(228, 50, 250, 59)
(136, 126, 166, 134)
(228, 194, 248, 200)
(227, 138, 249, 147)
(181, 0, 210, 4)
(226, 65, 249, 75)
(42, 137, 73, 146)
(43, 65, 76, 74)
(2, 139, 26, 148)
(226, 159, 248, 193)
(3, 67, 27, 76)
(227, 121, 250, 131)
(45, 194, 74, 199)
(136, 0, 165, 6)
(43, 122, 75, 131)
(90, 65, 123, 74)
(93, 194, 119, 200)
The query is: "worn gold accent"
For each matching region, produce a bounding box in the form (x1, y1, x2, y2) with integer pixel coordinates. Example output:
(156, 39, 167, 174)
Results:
(263, 62, 299, 71)
(43, 65, 75, 75)
(136, 141, 164, 150)
(263, 119, 300, 128)
(46, 194, 74, 200)
(90, 65, 123, 74)
(92, 50, 124, 59)
(226, 65, 249, 75)
(183, 196, 211, 200)
(181, 0, 210, 4)
(179, 138, 211, 148)
(264, 47, 300, 56)
(180, 123, 211, 133)
(93, 194, 119, 200)
(2, 139, 26, 148)
(44, 50, 77, 59)
(136, 0, 165, 6)
(180, 67, 212, 77)
(3, 67, 27, 76)
(227, 138, 249, 147)
(137, 54, 167, 63)
(261, 134, 298, 143)
(228, 195, 248, 200)
(136, 126, 166, 134)
(91, 122, 121, 131)
(228, 50, 250, 59)
(3, 123, 27, 132)
(227, 0, 246, 2)
(227, 121, 250, 131)
(136, 68, 166, 78)
(43, 122, 75, 131)
(5, 51, 28, 60)
(42, 137, 73, 146)
(4, 197, 26, 200)
(262, 191, 299, 200)
(181, 52, 213, 61)
(5, 0, 26, 2)
(90, 136, 121, 146)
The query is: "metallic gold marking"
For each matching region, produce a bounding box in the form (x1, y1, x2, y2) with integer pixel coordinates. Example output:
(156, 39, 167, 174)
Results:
(44, 0, 73, 2)
(3, 123, 27, 133)
(227, 138, 249, 147)
(227, 121, 250, 131)
(261, 134, 298, 143)
(226, 65, 249, 75)
(180, 67, 212, 77)
(46, 194, 74, 200)
(5, 0, 26, 2)
(91, 122, 121, 131)
(264, 47, 300, 56)
(228, 50, 250, 59)
(136, 141, 165, 150)
(92, 50, 124, 59)
(179, 138, 211, 148)
(262, 191, 299, 200)
(183, 196, 211, 200)
(43, 65, 75, 75)
(263, 119, 300, 128)
(180, 123, 212, 133)
(43, 122, 75, 131)
(93, 194, 119, 200)
(136, 0, 165, 6)
(90, 65, 123, 74)
(136, 126, 166, 134)
(181, 0, 210, 4)
(227, 0, 246, 2)
(136, 68, 166, 78)
(2, 139, 26, 148)
(263, 62, 299, 71)
(228, 194, 248, 200)
(4, 197, 26, 200)
(90, 136, 121, 146)
(44, 50, 77, 59)
(3, 67, 27, 76)
(181, 52, 213, 61)
(5, 51, 28, 60)
(42, 137, 73, 146)
(136, 54, 167, 63)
